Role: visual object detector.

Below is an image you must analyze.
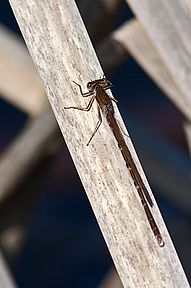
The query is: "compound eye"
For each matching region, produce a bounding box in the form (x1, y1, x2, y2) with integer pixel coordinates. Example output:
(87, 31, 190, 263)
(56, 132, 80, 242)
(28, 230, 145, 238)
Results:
(87, 82, 91, 88)
(87, 82, 94, 91)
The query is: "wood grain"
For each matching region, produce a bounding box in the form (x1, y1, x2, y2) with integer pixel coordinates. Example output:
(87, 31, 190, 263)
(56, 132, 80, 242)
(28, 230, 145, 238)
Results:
(125, 0, 191, 121)
(9, 1, 189, 287)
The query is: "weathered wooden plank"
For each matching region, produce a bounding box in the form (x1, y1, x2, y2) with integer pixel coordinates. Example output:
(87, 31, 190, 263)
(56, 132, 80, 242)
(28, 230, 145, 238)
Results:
(9, 1, 189, 287)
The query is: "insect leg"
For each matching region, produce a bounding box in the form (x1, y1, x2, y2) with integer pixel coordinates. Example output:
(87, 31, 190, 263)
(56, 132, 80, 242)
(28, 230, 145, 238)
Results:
(64, 96, 96, 111)
(73, 81, 93, 97)
(87, 105, 102, 146)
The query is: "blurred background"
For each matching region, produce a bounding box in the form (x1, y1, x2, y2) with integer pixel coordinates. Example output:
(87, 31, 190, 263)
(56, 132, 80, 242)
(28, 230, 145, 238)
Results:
(0, 0, 191, 287)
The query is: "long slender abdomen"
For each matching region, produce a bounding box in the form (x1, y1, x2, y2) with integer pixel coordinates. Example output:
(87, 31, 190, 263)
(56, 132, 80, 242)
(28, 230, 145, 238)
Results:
(106, 113, 153, 207)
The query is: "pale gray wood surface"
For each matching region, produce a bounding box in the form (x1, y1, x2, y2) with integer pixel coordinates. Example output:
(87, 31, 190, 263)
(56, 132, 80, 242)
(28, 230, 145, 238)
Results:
(113, 19, 186, 118)
(2, 18, 189, 212)
(9, 1, 189, 287)
(113, 19, 191, 209)
(1, 19, 190, 215)
(125, 0, 191, 121)
(0, 25, 46, 115)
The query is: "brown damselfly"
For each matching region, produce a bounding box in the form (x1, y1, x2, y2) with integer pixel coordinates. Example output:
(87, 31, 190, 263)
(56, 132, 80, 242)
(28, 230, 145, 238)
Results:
(64, 77, 165, 247)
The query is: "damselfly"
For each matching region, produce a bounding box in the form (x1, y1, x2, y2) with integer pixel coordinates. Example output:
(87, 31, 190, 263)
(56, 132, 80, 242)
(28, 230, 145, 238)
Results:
(64, 77, 164, 247)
